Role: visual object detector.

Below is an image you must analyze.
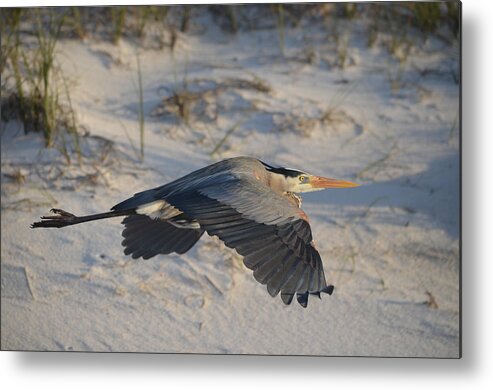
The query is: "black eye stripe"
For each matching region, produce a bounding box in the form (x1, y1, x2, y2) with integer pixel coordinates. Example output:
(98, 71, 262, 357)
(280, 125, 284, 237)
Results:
(259, 160, 309, 178)
(260, 161, 305, 178)
(274, 168, 301, 177)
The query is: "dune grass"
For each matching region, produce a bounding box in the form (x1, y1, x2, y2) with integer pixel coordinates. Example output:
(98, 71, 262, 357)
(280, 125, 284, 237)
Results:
(1, 8, 85, 164)
(136, 50, 145, 161)
(1, 4, 459, 162)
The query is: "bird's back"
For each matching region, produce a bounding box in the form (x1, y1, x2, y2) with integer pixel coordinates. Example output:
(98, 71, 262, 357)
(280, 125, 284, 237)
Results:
(112, 156, 263, 211)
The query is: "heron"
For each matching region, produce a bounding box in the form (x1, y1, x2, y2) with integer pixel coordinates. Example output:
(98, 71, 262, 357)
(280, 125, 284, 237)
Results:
(32, 156, 359, 307)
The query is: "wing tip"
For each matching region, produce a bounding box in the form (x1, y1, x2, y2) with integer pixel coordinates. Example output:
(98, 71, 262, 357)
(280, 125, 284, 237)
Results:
(322, 285, 335, 295)
(278, 284, 334, 307)
(281, 292, 294, 305)
(296, 292, 309, 308)
(267, 284, 280, 297)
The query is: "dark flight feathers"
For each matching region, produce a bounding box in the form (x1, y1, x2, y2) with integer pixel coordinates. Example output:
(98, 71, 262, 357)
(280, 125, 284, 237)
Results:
(121, 215, 204, 260)
(164, 189, 334, 307)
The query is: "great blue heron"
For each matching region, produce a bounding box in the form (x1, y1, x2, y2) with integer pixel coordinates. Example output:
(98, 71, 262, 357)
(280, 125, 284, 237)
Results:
(32, 156, 359, 307)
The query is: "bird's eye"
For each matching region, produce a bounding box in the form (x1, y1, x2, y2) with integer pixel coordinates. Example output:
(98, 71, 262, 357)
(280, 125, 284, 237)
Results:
(299, 176, 307, 183)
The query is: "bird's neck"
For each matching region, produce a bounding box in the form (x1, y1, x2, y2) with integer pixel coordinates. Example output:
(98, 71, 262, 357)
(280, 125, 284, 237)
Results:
(265, 172, 290, 193)
(284, 192, 302, 208)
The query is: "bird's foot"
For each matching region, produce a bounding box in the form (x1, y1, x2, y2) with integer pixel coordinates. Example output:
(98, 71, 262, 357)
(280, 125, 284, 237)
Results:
(49, 208, 76, 218)
(31, 208, 78, 228)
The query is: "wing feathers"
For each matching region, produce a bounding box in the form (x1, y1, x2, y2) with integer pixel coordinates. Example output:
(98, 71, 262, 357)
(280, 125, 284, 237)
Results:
(165, 190, 333, 307)
(121, 215, 204, 259)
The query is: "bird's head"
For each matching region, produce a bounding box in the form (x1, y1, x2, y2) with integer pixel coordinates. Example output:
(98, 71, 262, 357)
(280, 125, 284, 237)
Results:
(261, 161, 359, 194)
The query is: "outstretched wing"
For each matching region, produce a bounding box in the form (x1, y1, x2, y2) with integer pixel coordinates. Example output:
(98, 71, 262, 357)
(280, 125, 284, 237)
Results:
(121, 215, 204, 260)
(165, 175, 334, 307)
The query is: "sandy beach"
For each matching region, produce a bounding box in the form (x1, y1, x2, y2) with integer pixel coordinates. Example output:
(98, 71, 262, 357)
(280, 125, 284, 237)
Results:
(1, 4, 460, 357)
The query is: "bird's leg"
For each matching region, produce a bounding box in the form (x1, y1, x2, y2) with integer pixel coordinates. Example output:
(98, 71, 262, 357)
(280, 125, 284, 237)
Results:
(31, 208, 132, 229)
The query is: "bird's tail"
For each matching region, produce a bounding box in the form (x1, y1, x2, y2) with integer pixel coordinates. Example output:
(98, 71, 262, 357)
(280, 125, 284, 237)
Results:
(31, 208, 133, 229)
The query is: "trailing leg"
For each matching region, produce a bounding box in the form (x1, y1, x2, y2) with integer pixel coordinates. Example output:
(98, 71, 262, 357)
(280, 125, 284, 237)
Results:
(31, 208, 133, 229)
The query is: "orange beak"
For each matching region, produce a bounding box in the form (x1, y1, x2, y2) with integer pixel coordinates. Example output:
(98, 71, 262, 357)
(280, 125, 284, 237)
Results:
(311, 176, 360, 189)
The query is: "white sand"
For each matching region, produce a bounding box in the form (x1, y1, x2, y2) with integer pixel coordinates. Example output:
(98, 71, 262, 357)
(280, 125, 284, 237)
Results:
(1, 8, 460, 357)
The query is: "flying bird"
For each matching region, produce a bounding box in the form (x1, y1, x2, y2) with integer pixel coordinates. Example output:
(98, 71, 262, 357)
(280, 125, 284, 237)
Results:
(32, 156, 359, 307)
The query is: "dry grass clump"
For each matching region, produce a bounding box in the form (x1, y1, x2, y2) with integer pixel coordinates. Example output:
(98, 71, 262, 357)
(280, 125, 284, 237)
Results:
(151, 76, 270, 126)
(151, 82, 219, 126)
(363, 2, 459, 56)
(275, 107, 360, 138)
